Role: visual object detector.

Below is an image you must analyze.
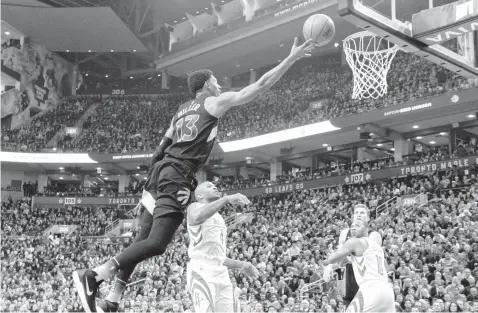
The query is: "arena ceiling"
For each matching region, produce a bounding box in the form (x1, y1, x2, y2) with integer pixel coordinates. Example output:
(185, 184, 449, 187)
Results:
(2, 5, 148, 53)
(154, 3, 354, 79)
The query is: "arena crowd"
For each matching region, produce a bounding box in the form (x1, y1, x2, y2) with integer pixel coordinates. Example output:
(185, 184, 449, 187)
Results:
(1, 97, 95, 152)
(2, 151, 478, 312)
(2, 52, 477, 153)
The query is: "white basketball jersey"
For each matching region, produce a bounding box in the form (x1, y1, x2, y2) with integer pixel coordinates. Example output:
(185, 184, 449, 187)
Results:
(351, 238, 388, 286)
(187, 209, 227, 262)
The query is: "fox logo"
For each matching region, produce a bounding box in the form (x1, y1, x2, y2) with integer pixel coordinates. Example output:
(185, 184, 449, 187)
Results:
(177, 188, 191, 206)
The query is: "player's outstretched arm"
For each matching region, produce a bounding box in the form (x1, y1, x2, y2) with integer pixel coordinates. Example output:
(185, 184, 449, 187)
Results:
(324, 239, 361, 266)
(224, 258, 259, 278)
(206, 38, 315, 117)
(187, 193, 250, 226)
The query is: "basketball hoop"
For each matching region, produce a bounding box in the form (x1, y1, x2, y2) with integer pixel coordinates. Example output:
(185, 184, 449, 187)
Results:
(343, 31, 400, 100)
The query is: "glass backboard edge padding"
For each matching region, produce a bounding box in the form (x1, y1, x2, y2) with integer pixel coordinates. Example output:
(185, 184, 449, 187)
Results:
(420, 44, 478, 77)
(355, 0, 411, 36)
(338, 0, 421, 53)
(338, 0, 478, 77)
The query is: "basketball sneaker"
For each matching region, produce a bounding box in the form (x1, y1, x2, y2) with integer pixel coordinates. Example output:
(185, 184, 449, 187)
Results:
(73, 269, 101, 313)
(96, 299, 119, 313)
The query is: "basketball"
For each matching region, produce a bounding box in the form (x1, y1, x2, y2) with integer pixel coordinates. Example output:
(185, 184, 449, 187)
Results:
(303, 14, 335, 47)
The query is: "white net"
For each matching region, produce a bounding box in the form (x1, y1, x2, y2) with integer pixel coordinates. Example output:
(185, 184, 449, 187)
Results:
(343, 31, 400, 100)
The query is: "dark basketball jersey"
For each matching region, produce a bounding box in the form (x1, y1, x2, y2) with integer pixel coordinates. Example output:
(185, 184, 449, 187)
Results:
(339, 228, 360, 302)
(165, 94, 218, 171)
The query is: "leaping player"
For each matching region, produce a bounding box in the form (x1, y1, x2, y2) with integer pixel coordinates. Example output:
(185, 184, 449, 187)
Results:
(72, 37, 315, 313)
(324, 204, 382, 306)
(186, 182, 258, 312)
(323, 219, 395, 312)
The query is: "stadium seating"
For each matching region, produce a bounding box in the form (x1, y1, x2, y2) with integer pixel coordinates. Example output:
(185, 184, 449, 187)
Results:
(1, 96, 95, 152)
(3, 52, 478, 153)
(216, 142, 477, 191)
(2, 154, 478, 312)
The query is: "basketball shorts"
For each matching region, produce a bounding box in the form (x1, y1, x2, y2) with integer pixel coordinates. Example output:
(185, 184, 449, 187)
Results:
(343, 263, 360, 302)
(187, 259, 237, 313)
(345, 280, 395, 313)
(143, 159, 197, 217)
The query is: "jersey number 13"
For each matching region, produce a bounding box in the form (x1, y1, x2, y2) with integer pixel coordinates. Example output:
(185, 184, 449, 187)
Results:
(175, 114, 200, 142)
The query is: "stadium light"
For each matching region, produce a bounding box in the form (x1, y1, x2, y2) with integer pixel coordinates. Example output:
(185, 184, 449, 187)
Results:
(416, 136, 423, 139)
(219, 120, 340, 152)
(135, 173, 139, 176)
(105, 75, 109, 78)
(130, 76, 133, 79)
(66, 50, 69, 52)
(468, 114, 475, 118)
(391, 148, 395, 151)
(105, 177, 109, 180)
(334, 42, 339, 47)
(88, 50, 91, 52)
(412, 125, 419, 129)
(59, 177, 64, 180)
(430, 141, 436, 144)
(133, 49, 136, 52)
(322, 143, 328, 147)
(439, 132, 446, 136)
(85, 73, 88, 76)
(376, 143, 383, 147)
(111, 50, 114, 52)
(5, 31, 10, 35)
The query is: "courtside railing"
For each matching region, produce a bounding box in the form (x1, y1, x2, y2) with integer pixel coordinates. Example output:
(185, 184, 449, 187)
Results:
(375, 196, 398, 217)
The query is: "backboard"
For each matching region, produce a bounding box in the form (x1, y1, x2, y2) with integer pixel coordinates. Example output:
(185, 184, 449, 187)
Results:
(338, 0, 478, 77)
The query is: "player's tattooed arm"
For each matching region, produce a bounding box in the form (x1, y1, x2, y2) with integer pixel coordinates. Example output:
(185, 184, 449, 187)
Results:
(187, 193, 250, 226)
(187, 198, 229, 226)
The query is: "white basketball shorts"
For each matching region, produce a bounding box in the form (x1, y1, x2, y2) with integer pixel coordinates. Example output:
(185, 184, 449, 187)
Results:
(187, 259, 238, 313)
(346, 280, 395, 313)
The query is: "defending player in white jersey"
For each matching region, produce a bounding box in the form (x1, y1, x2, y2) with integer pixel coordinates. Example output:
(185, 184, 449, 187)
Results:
(324, 219, 394, 313)
(186, 182, 259, 312)
(325, 204, 382, 305)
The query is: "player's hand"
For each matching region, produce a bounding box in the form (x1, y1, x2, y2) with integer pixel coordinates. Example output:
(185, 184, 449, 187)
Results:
(289, 37, 316, 61)
(323, 264, 335, 282)
(226, 193, 250, 206)
(241, 262, 259, 278)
